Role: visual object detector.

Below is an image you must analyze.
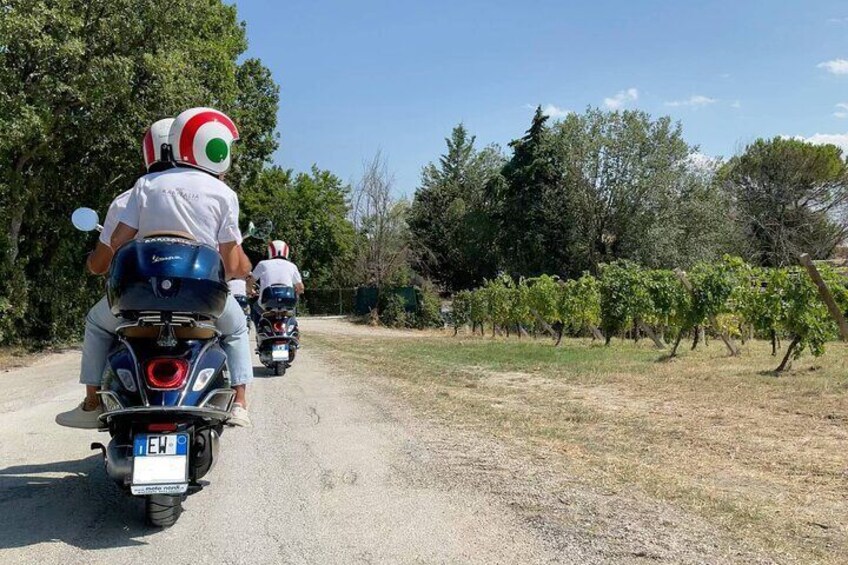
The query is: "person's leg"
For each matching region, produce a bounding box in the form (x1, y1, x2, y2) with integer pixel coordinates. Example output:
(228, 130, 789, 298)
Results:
(57, 296, 120, 428)
(249, 299, 263, 329)
(216, 295, 254, 427)
(79, 296, 121, 389)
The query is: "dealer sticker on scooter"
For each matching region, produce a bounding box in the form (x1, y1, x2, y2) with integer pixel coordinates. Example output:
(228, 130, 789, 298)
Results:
(131, 484, 189, 495)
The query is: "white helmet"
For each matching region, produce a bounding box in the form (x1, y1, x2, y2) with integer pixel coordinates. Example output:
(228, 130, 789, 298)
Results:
(268, 240, 290, 260)
(142, 118, 175, 170)
(169, 107, 240, 175)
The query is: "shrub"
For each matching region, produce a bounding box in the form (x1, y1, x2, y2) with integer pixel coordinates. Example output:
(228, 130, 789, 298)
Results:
(379, 294, 408, 328)
(412, 287, 443, 329)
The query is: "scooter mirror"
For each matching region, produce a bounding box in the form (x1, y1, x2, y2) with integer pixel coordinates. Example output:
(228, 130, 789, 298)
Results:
(256, 220, 274, 240)
(244, 219, 274, 240)
(71, 207, 100, 232)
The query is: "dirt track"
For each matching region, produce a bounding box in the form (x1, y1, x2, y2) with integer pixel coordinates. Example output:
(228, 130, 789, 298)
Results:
(0, 319, 557, 564)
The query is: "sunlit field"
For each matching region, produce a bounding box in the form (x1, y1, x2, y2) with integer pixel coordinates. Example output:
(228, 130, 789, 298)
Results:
(313, 328, 848, 564)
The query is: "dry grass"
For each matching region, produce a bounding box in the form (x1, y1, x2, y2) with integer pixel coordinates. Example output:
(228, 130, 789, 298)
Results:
(309, 324, 848, 564)
(0, 346, 44, 371)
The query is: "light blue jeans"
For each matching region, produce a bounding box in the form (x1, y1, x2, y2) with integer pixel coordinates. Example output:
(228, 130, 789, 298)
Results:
(79, 295, 254, 387)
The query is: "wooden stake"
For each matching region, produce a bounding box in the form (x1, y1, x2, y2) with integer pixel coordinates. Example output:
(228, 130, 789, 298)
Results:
(799, 253, 848, 342)
(636, 319, 666, 349)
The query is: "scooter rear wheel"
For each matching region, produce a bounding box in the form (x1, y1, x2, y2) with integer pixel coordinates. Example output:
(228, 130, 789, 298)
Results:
(146, 494, 183, 528)
(273, 361, 286, 376)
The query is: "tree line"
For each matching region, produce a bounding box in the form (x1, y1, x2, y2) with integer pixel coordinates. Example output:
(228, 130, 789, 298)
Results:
(449, 257, 848, 372)
(408, 108, 848, 292)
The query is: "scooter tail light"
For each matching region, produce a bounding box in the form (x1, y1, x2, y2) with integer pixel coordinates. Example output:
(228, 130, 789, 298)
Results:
(145, 358, 189, 389)
(148, 423, 178, 432)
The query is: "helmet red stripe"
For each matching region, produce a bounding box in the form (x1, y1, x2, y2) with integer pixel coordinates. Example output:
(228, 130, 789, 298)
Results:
(179, 110, 239, 166)
(143, 128, 155, 168)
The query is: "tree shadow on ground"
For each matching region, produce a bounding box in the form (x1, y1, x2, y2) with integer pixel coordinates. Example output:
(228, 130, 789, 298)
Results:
(0, 454, 158, 551)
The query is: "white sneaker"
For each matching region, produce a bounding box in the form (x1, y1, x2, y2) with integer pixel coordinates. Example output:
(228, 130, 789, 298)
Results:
(227, 404, 252, 428)
(56, 401, 103, 429)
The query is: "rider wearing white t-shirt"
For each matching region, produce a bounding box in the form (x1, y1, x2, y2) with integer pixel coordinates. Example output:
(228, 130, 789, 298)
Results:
(249, 240, 304, 328)
(228, 278, 250, 320)
(251, 258, 303, 296)
(228, 278, 247, 296)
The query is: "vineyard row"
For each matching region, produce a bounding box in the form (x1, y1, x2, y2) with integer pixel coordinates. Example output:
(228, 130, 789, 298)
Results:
(449, 257, 848, 372)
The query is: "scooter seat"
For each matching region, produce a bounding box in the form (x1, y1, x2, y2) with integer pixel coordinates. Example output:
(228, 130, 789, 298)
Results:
(120, 326, 217, 340)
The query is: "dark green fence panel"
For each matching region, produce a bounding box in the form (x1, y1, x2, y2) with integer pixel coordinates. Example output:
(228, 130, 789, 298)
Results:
(301, 287, 420, 316)
(354, 287, 418, 315)
(301, 288, 357, 315)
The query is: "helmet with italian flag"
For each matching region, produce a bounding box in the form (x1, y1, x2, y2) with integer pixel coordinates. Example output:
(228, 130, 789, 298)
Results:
(142, 118, 175, 171)
(268, 240, 290, 260)
(169, 107, 240, 175)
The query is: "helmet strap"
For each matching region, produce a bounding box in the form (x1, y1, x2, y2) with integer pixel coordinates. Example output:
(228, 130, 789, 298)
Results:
(160, 143, 174, 163)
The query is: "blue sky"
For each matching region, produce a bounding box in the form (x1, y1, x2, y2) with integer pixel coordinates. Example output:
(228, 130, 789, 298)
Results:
(235, 0, 848, 195)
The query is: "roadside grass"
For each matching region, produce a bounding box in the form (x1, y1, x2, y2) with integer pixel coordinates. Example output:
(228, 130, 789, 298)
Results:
(311, 328, 848, 564)
(0, 346, 45, 371)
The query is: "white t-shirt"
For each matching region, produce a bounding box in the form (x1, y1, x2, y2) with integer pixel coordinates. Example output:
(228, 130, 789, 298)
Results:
(119, 168, 242, 248)
(99, 189, 132, 246)
(251, 259, 302, 296)
(228, 279, 247, 296)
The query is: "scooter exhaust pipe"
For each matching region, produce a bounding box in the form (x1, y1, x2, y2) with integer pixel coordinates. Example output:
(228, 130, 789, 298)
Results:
(101, 438, 134, 485)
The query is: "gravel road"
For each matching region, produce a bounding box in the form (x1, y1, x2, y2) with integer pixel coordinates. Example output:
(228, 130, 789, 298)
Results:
(0, 319, 558, 565)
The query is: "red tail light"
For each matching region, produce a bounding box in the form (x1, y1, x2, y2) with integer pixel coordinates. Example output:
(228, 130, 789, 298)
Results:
(148, 423, 178, 432)
(273, 321, 285, 333)
(145, 358, 189, 389)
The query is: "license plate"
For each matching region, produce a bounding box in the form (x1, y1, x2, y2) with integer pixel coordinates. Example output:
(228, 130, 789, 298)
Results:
(132, 433, 189, 488)
(271, 343, 289, 360)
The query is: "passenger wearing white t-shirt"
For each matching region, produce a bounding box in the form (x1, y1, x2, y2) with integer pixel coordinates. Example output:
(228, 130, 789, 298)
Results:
(57, 118, 174, 429)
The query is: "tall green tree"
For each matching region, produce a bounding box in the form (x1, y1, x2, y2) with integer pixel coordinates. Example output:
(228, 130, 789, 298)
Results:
(490, 107, 735, 278)
(408, 124, 503, 290)
(487, 106, 558, 276)
(0, 0, 279, 343)
(551, 109, 703, 273)
(240, 166, 357, 288)
(720, 137, 848, 266)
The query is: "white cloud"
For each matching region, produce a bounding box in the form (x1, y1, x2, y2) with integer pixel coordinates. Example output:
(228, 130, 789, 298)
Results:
(686, 152, 721, 173)
(834, 103, 848, 119)
(523, 103, 571, 119)
(731, 100, 742, 109)
(787, 133, 848, 153)
(665, 95, 717, 108)
(818, 59, 848, 75)
(603, 88, 638, 110)
(541, 104, 571, 119)
(827, 17, 848, 24)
